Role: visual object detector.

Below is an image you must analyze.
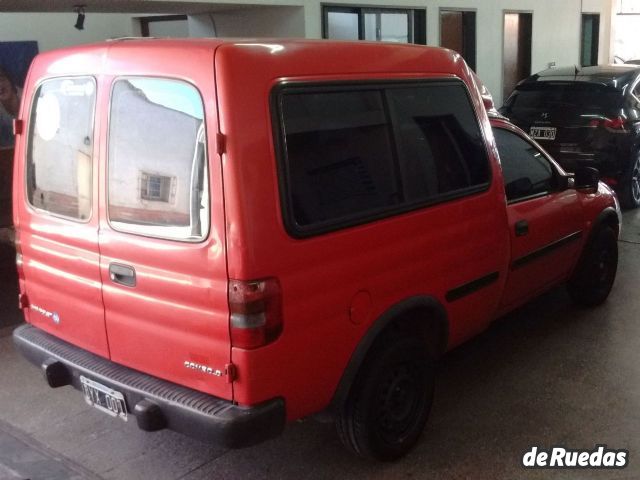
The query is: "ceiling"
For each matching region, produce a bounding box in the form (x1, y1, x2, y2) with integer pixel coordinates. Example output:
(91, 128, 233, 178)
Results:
(0, 0, 258, 13)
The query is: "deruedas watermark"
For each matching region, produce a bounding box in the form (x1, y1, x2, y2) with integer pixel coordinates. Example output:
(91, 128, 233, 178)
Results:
(522, 445, 628, 469)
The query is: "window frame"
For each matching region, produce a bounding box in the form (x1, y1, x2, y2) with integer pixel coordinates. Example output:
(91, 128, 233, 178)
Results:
(580, 13, 600, 67)
(25, 75, 97, 224)
(106, 75, 211, 243)
(321, 5, 426, 44)
(271, 78, 493, 239)
(493, 125, 562, 204)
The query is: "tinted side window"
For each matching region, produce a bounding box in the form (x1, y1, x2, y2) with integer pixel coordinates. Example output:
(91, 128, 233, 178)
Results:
(493, 128, 555, 201)
(108, 78, 209, 241)
(27, 77, 96, 220)
(386, 85, 489, 202)
(277, 82, 489, 235)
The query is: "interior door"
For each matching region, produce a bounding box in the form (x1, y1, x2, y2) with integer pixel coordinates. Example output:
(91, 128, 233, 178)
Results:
(494, 126, 584, 309)
(503, 12, 532, 102)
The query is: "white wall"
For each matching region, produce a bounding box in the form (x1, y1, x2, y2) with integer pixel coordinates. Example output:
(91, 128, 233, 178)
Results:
(0, 12, 138, 52)
(0, 0, 613, 105)
(300, 0, 613, 105)
(190, 7, 305, 38)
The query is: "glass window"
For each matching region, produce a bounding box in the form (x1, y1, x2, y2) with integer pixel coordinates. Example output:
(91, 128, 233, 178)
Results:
(493, 128, 555, 201)
(108, 78, 209, 241)
(277, 81, 490, 235)
(385, 85, 489, 202)
(323, 6, 424, 44)
(26, 77, 96, 220)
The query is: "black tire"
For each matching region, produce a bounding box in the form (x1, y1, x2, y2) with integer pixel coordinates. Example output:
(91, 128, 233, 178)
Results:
(336, 334, 435, 461)
(567, 226, 618, 306)
(619, 151, 640, 209)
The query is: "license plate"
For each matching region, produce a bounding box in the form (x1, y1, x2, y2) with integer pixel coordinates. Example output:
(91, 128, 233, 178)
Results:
(80, 376, 128, 421)
(530, 126, 557, 140)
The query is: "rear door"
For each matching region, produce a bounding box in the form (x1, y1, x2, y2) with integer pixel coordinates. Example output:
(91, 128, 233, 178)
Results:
(494, 126, 584, 310)
(16, 75, 109, 356)
(97, 49, 232, 399)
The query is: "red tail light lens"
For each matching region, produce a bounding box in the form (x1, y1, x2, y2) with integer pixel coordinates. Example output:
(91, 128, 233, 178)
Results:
(590, 116, 626, 131)
(229, 277, 282, 349)
(603, 116, 626, 130)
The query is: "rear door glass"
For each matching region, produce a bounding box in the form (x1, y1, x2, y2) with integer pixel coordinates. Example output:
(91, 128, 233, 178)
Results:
(27, 77, 96, 220)
(108, 78, 209, 242)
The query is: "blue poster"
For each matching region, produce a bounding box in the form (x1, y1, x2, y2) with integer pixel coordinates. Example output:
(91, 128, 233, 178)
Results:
(0, 41, 38, 149)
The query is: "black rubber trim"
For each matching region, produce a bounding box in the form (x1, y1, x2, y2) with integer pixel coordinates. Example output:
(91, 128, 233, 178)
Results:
(445, 272, 500, 302)
(12, 324, 285, 448)
(511, 231, 583, 270)
(330, 295, 448, 413)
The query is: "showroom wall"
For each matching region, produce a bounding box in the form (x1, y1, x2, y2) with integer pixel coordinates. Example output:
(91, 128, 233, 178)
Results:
(0, 12, 139, 52)
(189, 7, 305, 38)
(0, 0, 614, 105)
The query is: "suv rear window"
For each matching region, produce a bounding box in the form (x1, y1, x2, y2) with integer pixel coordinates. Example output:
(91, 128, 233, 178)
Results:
(507, 83, 622, 112)
(26, 77, 96, 221)
(274, 81, 490, 237)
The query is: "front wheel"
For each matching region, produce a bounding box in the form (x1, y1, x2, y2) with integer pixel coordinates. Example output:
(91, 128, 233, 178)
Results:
(336, 334, 435, 461)
(567, 226, 618, 306)
(619, 151, 640, 209)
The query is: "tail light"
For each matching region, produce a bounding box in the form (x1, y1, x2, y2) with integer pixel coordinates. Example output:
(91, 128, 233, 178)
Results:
(589, 116, 627, 131)
(229, 277, 282, 349)
(15, 230, 29, 310)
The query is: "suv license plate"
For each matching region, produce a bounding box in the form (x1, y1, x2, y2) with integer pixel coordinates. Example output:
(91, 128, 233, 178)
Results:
(80, 376, 128, 421)
(530, 126, 557, 140)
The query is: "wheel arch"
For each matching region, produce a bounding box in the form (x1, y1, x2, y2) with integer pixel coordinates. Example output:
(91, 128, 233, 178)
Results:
(330, 295, 448, 412)
(592, 206, 620, 238)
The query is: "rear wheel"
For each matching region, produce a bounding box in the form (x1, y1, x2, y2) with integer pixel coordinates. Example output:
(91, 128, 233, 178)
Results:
(336, 334, 435, 461)
(620, 151, 640, 209)
(567, 226, 618, 306)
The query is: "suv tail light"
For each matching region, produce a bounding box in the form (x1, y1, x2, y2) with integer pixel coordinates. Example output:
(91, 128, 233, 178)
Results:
(589, 116, 627, 132)
(229, 277, 282, 349)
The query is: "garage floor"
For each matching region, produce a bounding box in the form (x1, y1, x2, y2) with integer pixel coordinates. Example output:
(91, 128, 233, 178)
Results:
(1, 210, 640, 480)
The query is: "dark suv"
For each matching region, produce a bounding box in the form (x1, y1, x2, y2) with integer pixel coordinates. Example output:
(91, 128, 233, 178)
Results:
(500, 65, 640, 208)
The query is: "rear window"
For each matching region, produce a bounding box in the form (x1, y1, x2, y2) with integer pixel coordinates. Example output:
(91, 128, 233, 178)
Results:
(274, 81, 490, 237)
(107, 77, 209, 242)
(26, 77, 96, 221)
(507, 83, 623, 112)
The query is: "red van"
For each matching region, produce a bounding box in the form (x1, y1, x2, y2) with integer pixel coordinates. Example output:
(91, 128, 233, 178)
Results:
(12, 39, 620, 461)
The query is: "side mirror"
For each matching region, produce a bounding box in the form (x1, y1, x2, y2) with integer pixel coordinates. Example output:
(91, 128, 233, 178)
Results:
(574, 166, 600, 191)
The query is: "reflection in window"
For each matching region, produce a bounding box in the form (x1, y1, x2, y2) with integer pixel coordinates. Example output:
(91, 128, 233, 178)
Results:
(278, 82, 489, 233)
(493, 128, 555, 201)
(108, 78, 209, 241)
(27, 77, 96, 220)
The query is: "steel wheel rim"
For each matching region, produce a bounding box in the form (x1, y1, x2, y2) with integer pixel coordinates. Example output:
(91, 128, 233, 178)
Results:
(632, 155, 640, 203)
(375, 363, 423, 445)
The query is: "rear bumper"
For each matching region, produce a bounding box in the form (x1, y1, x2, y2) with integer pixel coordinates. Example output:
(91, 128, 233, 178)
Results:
(13, 324, 285, 448)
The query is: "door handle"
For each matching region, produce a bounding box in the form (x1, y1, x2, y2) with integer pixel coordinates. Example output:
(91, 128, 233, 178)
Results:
(109, 263, 136, 287)
(515, 220, 529, 237)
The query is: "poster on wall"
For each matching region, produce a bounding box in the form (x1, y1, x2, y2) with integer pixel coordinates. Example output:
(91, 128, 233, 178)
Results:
(0, 41, 38, 228)
(0, 41, 38, 149)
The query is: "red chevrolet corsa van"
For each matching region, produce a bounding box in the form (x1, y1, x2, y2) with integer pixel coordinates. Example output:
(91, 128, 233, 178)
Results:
(12, 39, 620, 461)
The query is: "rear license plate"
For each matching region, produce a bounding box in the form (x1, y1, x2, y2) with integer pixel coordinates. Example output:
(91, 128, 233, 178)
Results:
(530, 126, 557, 140)
(80, 376, 128, 421)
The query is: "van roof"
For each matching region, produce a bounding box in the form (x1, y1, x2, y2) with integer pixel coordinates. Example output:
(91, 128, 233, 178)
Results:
(32, 38, 472, 79)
